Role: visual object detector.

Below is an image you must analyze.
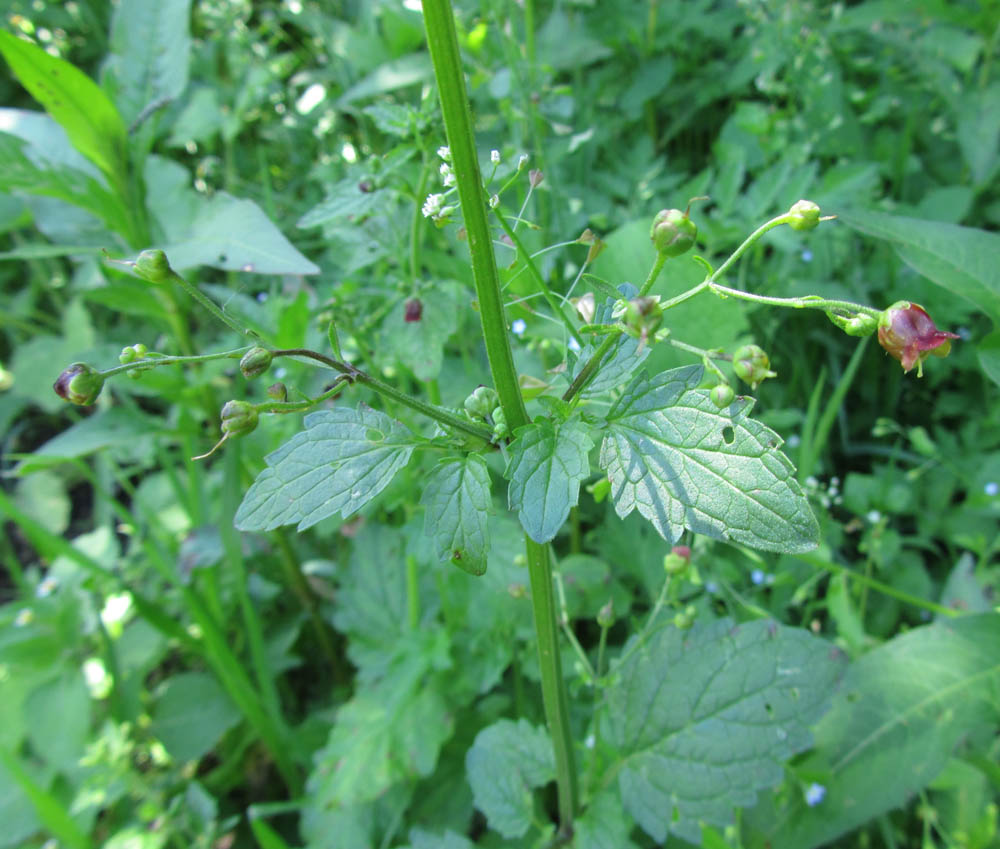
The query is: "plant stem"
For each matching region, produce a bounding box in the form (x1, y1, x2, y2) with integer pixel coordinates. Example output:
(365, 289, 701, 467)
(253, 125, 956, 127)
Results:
(270, 348, 493, 443)
(423, 0, 578, 833)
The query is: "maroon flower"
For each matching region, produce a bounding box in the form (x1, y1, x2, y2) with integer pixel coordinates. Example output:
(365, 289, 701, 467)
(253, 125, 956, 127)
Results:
(404, 298, 423, 323)
(877, 301, 959, 376)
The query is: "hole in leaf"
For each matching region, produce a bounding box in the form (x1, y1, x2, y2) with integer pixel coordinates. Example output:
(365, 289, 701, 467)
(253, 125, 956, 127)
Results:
(722, 425, 735, 444)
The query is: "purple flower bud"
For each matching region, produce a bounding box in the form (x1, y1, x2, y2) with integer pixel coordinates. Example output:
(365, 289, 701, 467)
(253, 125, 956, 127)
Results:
(404, 298, 423, 323)
(53, 363, 104, 406)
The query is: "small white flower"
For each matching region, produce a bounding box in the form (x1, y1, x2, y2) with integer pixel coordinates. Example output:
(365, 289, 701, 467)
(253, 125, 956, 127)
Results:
(985, 482, 999, 497)
(787, 434, 801, 448)
(517, 153, 529, 170)
(490, 149, 500, 164)
(511, 319, 527, 337)
(422, 193, 445, 219)
(489, 194, 500, 209)
(804, 783, 826, 807)
(15, 609, 34, 627)
(866, 509, 882, 524)
(437, 145, 451, 161)
(36, 576, 58, 598)
(439, 163, 456, 187)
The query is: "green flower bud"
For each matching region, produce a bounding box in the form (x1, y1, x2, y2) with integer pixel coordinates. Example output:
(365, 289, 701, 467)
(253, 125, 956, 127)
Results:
(710, 383, 735, 408)
(651, 208, 697, 258)
(53, 363, 104, 406)
(220, 400, 259, 438)
(132, 249, 174, 284)
(787, 200, 821, 232)
(266, 382, 287, 402)
(119, 343, 148, 364)
(491, 406, 508, 439)
(663, 545, 691, 576)
(240, 347, 273, 379)
(597, 600, 615, 628)
(673, 605, 696, 630)
(622, 296, 664, 340)
(464, 386, 500, 421)
(732, 344, 777, 390)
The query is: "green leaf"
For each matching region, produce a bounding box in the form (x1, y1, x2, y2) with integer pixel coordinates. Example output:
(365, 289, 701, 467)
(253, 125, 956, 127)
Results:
(297, 177, 384, 229)
(574, 790, 640, 849)
(160, 192, 320, 275)
(602, 618, 845, 843)
(308, 637, 453, 807)
(838, 208, 1000, 323)
(754, 613, 1000, 849)
(465, 719, 555, 839)
(0, 30, 127, 182)
(235, 407, 417, 532)
(104, 0, 192, 127)
(506, 417, 593, 544)
(601, 366, 818, 553)
(0, 132, 128, 232)
(378, 282, 462, 381)
(24, 669, 90, 772)
(149, 672, 241, 763)
(421, 455, 492, 576)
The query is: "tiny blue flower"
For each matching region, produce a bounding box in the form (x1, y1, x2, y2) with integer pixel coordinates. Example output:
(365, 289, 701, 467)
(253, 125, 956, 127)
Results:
(511, 319, 527, 337)
(751, 568, 766, 586)
(801, 249, 813, 263)
(804, 783, 826, 806)
(705, 581, 719, 595)
(985, 482, 999, 497)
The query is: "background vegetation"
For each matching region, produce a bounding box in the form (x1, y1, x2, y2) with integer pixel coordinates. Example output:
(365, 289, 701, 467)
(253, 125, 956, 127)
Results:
(1, 1, 999, 848)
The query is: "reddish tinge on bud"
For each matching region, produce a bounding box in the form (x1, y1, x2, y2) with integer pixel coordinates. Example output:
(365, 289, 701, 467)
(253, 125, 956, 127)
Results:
(53, 363, 104, 406)
(404, 298, 423, 323)
(877, 301, 959, 377)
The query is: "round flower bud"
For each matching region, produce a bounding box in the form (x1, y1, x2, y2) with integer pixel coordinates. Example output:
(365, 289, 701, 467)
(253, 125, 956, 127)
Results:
(732, 344, 777, 389)
(404, 298, 423, 323)
(664, 545, 691, 576)
(673, 605, 696, 630)
(651, 208, 697, 258)
(464, 385, 500, 421)
(53, 363, 104, 406)
(266, 382, 288, 402)
(132, 249, 174, 284)
(491, 406, 508, 439)
(596, 600, 615, 628)
(787, 200, 821, 232)
(710, 383, 735, 408)
(877, 301, 959, 377)
(240, 347, 273, 379)
(622, 296, 664, 340)
(220, 400, 259, 438)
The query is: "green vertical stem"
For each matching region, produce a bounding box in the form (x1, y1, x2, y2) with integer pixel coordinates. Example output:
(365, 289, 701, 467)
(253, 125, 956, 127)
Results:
(423, 0, 578, 834)
(406, 554, 421, 630)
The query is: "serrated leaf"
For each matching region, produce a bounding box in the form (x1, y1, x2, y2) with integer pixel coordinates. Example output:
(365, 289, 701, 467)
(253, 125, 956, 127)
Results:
(754, 613, 1000, 849)
(602, 618, 845, 843)
(379, 281, 462, 380)
(466, 719, 555, 839)
(310, 685, 452, 808)
(506, 418, 593, 543)
(234, 407, 416, 532)
(0, 31, 127, 182)
(600, 366, 818, 553)
(421, 455, 492, 576)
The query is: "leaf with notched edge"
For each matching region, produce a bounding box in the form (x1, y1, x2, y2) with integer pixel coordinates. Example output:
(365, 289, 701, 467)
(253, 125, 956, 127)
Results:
(235, 406, 416, 532)
(421, 455, 492, 575)
(600, 365, 818, 553)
